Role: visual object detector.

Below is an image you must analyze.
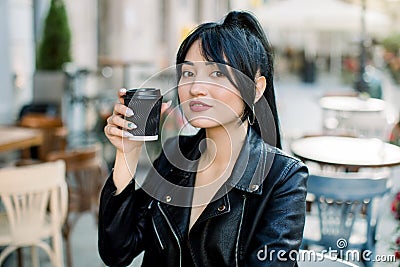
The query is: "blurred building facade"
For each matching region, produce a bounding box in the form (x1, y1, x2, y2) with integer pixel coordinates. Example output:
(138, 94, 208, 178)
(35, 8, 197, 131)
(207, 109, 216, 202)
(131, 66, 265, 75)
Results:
(1, 0, 399, 125)
(1, 0, 240, 124)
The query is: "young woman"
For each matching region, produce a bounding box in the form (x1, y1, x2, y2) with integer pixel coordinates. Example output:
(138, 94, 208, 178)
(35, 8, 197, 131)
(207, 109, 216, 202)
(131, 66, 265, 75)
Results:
(99, 10, 308, 266)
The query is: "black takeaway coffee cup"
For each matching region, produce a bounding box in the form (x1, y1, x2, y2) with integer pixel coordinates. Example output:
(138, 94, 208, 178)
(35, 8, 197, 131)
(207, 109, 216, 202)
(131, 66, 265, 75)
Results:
(123, 88, 163, 141)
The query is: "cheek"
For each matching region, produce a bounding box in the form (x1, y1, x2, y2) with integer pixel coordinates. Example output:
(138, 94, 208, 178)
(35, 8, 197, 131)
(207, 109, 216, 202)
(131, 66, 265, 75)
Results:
(231, 99, 245, 115)
(177, 86, 191, 110)
(217, 92, 245, 115)
(177, 86, 187, 101)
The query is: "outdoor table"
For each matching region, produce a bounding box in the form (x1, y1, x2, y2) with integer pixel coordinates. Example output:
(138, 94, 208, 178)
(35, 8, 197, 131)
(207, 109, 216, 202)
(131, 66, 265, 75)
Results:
(319, 96, 386, 113)
(290, 135, 400, 171)
(319, 96, 389, 138)
(0, 126, 43, 153)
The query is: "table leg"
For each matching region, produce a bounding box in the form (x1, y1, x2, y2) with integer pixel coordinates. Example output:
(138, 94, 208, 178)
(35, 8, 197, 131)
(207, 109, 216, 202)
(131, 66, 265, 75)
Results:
(17, 248, 24, 267)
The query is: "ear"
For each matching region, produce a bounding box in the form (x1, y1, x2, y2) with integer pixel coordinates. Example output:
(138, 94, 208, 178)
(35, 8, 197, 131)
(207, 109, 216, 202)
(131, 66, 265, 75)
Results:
(254, 76, 266, 103)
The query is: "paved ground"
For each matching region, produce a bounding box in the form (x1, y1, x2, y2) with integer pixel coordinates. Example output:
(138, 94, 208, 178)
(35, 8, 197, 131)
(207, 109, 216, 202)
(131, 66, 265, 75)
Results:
(4, 72, 400, 266)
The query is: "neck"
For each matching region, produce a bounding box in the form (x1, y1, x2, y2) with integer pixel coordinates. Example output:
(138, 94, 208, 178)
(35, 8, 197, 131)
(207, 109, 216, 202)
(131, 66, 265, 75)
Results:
(201, 120, 248, 168)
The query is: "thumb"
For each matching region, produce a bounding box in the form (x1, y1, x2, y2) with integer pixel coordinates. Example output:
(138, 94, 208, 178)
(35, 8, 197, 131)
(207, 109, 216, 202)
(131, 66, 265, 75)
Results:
(161, 100, 172, 114)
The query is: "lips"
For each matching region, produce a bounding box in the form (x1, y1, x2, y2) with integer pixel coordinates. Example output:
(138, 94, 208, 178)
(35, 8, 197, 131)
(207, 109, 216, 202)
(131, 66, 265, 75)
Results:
(189, 100, 212, 112)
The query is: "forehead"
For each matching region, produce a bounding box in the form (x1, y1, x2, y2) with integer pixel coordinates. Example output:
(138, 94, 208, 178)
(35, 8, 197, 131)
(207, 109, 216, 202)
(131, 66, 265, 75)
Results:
(185, 40, 206, 61)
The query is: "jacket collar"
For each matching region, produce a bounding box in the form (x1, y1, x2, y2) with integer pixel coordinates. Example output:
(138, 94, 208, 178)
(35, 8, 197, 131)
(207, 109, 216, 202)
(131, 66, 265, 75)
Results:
(225, 126, 271, 195)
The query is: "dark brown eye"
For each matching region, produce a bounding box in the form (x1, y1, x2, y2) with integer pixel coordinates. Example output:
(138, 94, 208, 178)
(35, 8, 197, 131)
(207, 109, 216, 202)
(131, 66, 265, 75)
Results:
(182, 70, 194, 77)
(211, 71, 225, 78)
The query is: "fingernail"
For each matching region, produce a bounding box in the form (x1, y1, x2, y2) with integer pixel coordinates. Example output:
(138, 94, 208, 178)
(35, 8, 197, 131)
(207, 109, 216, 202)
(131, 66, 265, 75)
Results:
(128, 122, 137, 129)
(120, 88, 127, 93)
(166, 100, 172, 107)
(123, 131, 134, 138)
(126, 109, 134, 117)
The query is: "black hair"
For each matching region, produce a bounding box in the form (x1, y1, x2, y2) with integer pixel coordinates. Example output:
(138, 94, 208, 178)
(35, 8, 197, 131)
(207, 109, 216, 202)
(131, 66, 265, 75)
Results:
(176, 10, 281, 149)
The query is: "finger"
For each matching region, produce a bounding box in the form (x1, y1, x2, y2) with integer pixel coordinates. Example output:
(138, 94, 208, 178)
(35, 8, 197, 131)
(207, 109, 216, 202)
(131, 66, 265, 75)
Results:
(106, 115, 113, 125)
(118, 88, 127, 104)
(161, 100, 172, 114)
(108, 114, 137, 130)
(113, 103, 134, 117)
(105, 124, 134, 138)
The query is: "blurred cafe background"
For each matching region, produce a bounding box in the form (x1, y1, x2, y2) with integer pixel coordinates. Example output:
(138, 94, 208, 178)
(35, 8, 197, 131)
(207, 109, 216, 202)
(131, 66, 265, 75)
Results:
(1, 0, 400, 266)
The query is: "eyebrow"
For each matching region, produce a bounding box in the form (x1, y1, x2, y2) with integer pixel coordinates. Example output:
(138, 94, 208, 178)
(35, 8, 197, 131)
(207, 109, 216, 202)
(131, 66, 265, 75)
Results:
(182, 60, 217, 66)
(182, 61, 194, 65)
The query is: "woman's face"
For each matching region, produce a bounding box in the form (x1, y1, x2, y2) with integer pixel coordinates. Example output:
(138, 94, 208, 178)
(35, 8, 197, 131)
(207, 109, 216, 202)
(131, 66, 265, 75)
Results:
(177, 40, 245, 129)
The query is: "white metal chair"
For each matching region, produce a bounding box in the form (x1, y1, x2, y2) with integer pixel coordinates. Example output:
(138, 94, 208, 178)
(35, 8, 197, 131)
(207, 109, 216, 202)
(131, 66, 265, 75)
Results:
(302, 171, 390, 267)
(0, 160, 68, 267)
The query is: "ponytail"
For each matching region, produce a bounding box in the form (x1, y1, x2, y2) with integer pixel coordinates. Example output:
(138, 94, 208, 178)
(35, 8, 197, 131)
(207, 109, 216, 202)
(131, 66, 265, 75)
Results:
(222, 11, 281, 149)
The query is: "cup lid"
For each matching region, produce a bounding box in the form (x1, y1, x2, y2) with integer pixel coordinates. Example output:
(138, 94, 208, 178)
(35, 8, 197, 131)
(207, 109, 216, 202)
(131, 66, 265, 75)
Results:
(126, 88, 161, 98)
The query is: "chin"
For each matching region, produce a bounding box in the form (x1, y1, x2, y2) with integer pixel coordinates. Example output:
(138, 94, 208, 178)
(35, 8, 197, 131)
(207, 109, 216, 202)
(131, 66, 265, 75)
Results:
(187, 116, 244, 130)
(187, 118, 220, 129)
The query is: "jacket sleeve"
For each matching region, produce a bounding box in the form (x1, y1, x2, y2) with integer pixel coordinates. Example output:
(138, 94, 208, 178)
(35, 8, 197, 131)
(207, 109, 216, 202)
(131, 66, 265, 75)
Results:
(246, 161, 309, 266)
(98, 171, 152, 267)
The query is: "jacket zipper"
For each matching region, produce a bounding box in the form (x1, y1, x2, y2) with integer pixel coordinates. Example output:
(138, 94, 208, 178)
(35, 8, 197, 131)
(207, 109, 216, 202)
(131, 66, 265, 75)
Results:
(152, 217, 165, 250)
(236, 195, 247, 267)
(157, 202, 182, 267)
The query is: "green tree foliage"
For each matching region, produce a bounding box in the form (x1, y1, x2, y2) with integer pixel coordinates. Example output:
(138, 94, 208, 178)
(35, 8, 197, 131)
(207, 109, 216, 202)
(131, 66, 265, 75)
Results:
(36, 0, 71, 70)
(382, 33, 400, 54)
(382, 33, 400, 84)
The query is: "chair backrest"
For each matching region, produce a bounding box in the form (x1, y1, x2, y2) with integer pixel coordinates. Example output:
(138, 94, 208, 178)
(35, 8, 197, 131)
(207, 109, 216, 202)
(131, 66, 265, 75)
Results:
(298, 250, 359, 267)
(19, 113, 67, 160)
(18, 103, 59, 119)
(19, 113, 63, 128)
(307, 172, 389, 250)
(46, 144, 108, 214)
(0, 160, 68, 244)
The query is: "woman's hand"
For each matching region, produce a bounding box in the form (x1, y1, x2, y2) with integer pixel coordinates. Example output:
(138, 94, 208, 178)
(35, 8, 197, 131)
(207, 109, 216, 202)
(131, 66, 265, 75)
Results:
(104, 88, 171, 153)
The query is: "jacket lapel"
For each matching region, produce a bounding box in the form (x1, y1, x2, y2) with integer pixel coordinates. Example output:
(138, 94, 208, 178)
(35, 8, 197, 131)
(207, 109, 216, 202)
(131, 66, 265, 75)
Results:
(227, 127, 271, 195)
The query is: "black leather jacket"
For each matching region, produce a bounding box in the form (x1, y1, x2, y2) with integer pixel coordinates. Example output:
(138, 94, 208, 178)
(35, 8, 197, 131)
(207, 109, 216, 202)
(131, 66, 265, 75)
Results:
(98, 127, 308, 267)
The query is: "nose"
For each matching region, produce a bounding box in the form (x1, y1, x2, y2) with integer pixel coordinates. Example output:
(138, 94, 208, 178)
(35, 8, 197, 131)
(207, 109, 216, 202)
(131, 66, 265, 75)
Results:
(189, 81, 208, 97)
